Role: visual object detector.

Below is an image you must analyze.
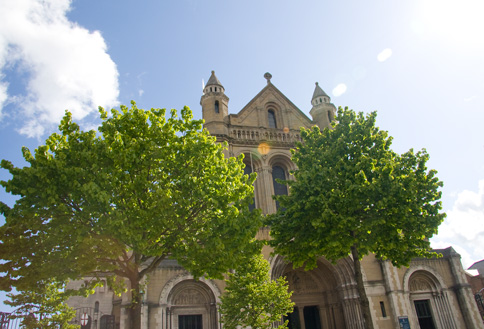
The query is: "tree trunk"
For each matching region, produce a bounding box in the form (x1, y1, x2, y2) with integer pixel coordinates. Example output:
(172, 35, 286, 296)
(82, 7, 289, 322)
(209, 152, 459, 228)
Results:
(129, 277, 142, 329)
(350, 244, 374, 329)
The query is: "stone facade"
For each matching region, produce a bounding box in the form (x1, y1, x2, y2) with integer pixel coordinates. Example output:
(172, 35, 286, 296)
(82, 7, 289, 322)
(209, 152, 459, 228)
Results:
(68, 71, 484, 329)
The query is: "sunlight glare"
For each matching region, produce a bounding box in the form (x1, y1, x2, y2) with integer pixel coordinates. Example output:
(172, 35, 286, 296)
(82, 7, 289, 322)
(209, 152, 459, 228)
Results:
(417, 0, 484, 49)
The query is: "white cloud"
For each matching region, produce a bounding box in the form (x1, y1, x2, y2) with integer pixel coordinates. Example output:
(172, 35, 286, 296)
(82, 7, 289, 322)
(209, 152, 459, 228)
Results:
(377, 48, 393, 62)
(431, 179, 484, 269)
(138, 89, 144, 97)
(0, 81, 7, 116)
(0, 0, 119, 138)
(332, 83, 347, 97)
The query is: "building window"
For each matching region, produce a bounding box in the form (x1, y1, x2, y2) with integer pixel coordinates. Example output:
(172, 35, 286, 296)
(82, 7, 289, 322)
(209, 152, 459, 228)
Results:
(272, 165, 288, 209)
(94, 301, 99, 313)
(268, 109, 277, 128)
(380, 301, 387, 318)
(215, 100, 219, 114)
(327, 110, 331, 123)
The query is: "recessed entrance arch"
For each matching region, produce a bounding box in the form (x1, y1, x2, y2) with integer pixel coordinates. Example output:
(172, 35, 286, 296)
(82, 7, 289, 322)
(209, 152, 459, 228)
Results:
(405, 268, 458, 329)
(271, 256, 365, 329)
(159, 275, 220, 329)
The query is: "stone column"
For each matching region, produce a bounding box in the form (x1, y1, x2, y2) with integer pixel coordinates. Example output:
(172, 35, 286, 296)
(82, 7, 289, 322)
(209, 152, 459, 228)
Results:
(141, 303, 148, 329)
(298, 307, 306, 329)
(342, 299, 365, 329)
(158, 307, 165, 329)
(257, 165, 275, 215)
(435, 292, 458, 329)
(448, 252, 484, 329)
(380, 260, 405, 329)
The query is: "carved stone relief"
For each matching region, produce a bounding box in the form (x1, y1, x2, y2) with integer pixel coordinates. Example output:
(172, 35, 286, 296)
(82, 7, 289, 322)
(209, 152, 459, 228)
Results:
(286, 271, 319, 293)
(173, 288, 206, 305)
(409, 277, 432, 292)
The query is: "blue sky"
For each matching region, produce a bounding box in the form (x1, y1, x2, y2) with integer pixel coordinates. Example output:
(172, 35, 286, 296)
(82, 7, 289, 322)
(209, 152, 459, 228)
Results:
(1, 0, 484, 312)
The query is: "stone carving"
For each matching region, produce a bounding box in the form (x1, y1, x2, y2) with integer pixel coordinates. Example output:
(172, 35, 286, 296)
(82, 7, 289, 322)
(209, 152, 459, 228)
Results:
(173, 289, 205, 305)
(287, 271, 319, 293)
(410, 277, 432, 292)
(230, 128, 301, 145)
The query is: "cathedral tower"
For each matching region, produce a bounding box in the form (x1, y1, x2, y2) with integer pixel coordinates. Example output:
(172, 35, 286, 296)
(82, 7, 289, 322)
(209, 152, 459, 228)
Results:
(309, 82, 336, 130)
(200, 71, 229, 136)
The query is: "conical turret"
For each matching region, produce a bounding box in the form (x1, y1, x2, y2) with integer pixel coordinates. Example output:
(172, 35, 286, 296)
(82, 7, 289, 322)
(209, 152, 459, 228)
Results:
(204, 70, 225, 94)
(309, 82, 336, 130)
(200, 70, 229, 136)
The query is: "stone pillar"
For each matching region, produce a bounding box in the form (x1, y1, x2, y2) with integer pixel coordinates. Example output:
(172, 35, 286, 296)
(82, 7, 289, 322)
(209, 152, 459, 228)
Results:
(319, 305, 331, 329)
(257, 165, 275, 215)
(119, 307, 128, 329)
(380, 260, 406, 328)
(298, 307, 306, 329)
(448, 253, 484, 329)
(158, 307, 165, 329)
(141, 304, 148, 329)
(435, 292, 458, 329)
(342, 298, 365, 329)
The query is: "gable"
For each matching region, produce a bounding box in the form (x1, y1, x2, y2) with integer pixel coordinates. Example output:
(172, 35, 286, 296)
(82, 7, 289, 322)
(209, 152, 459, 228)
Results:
(228, 83, 313, 130)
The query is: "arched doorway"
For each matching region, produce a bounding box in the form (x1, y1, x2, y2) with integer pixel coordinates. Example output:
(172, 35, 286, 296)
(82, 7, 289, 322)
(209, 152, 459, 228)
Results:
(272, 257, 364, 329)
(407, 269, 457, 329)
(163, 279, 218, 329)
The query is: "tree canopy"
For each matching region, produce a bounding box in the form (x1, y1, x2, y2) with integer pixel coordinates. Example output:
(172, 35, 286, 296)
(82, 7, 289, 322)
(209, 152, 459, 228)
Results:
(219, 254, 294, 329)
(0, 102, 262, 328)
(5, 281, 78, 329)
(267, 107, 445, 329)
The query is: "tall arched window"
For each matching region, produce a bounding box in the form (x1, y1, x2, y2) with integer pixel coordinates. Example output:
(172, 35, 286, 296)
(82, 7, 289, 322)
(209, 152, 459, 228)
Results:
(268, 110, 277, 128)
(214, 100, 220, 114)
(272, 165, 288, 209)
(244, 162, 256, 211)
(94, 301, 100, 313)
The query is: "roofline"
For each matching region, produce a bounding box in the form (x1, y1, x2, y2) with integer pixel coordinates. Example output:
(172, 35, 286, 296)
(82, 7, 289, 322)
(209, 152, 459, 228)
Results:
(238, 82, 313, 125)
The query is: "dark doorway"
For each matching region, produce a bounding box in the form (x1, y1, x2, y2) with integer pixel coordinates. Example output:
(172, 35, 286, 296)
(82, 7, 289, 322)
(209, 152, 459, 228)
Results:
(414, 300, 436, 329)
(100, 315, 115, 329)
(303, 306, 321, 329)
(285, 307, 301, 329)
(179, 315, 202, 329)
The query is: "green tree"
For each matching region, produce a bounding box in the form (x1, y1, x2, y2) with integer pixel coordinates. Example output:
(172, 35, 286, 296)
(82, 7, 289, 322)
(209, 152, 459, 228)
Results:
(0, 102, 262, 329)
(5, 280, 78, 329)
(267, 108, 445, 329)
(219, 254, 294, 329)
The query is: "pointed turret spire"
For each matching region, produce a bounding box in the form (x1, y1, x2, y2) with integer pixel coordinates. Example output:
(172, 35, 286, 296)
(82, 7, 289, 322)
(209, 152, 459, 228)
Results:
(200, 71, 229, 136)
(204, 70, 225, 94)
(309, 82, 336, 130)
(312, 82, 329, 102)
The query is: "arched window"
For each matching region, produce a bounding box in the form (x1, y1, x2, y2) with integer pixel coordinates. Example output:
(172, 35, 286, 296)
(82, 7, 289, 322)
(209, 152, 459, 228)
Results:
(327, 110, 331, 123)
(244, 162, 256, 211)
(272, 165, 288, 209)
(94, 301, 99, 313)
(268, 110, 277, 128)
(215, 100, 220, 114)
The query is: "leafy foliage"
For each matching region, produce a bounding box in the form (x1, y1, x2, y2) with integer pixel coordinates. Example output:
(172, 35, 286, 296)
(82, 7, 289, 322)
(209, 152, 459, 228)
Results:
(0, 102, 262, 328)
(268, 107, 445, 268)
(267, 107, 445, 329)
(219, 254, 294, 329)
(5, 281, 78, 329)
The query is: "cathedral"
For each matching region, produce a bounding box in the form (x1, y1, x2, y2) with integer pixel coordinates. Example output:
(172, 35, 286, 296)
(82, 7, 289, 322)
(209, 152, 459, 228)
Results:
(67, 71, 484, 329)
